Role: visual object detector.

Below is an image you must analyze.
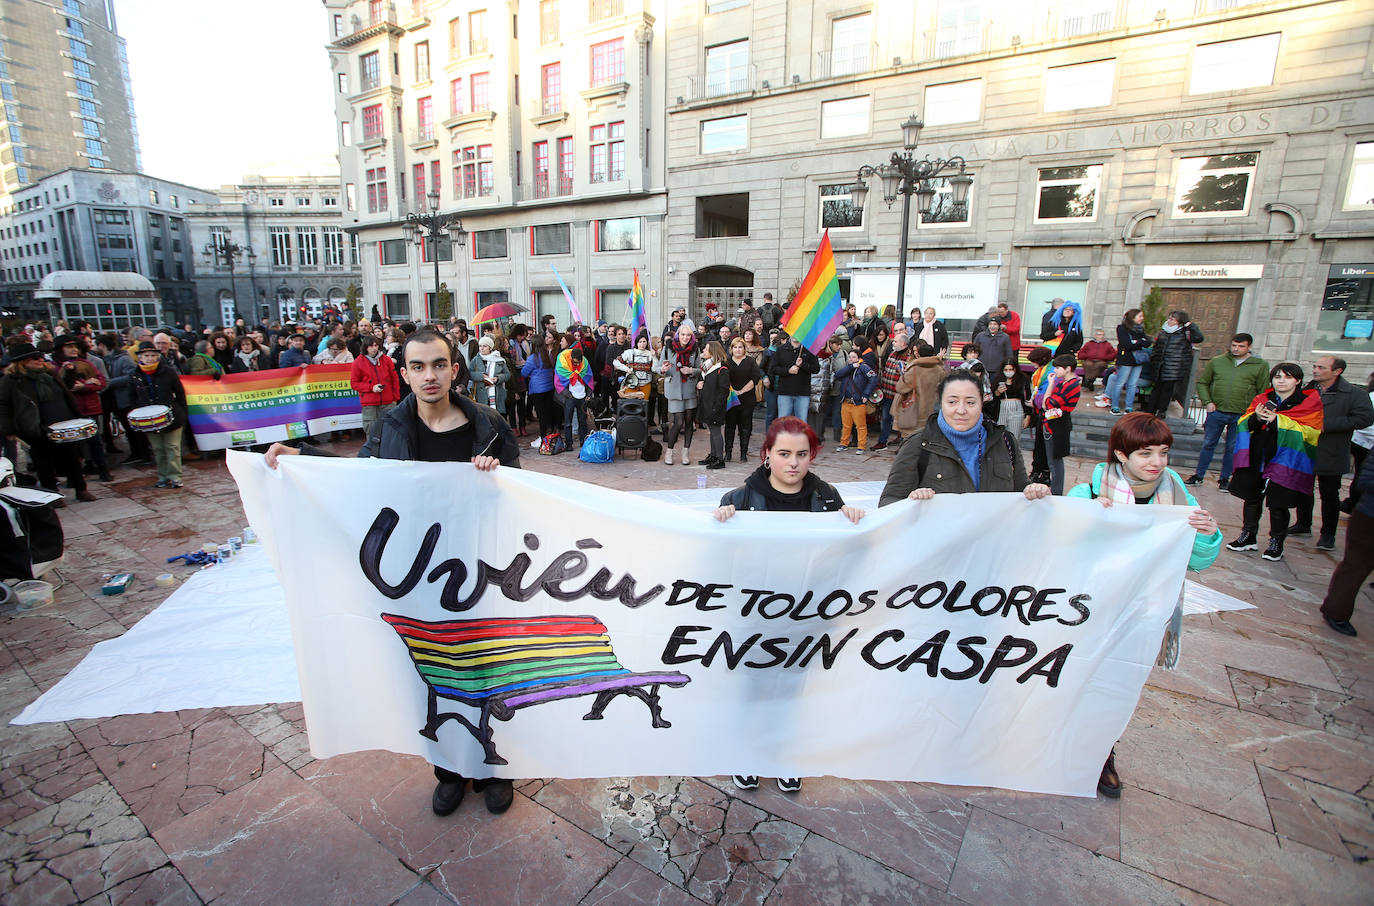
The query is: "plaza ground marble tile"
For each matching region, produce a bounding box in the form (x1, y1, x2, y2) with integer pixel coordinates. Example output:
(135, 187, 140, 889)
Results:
(947, 807, 1197, 906)
(921, 782, 1122, 860)
(1121, 786, 1374, 905)
(766, 832, 962, 906)
(577, 856, 702, 906)
(154, 765, 417, 906)
(1231, 666, 1374, 744)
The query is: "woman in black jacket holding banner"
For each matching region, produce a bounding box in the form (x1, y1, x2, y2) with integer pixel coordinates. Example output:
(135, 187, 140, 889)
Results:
(714, 415, 865, 793)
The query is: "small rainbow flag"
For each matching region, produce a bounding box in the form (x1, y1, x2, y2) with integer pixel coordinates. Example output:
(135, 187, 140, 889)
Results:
(780, 231, 843, 355)
(628, 269, 648, 341)
(726, 387, 741, 410)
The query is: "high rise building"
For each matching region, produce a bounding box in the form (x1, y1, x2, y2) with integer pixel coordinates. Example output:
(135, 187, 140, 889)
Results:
(323, 0, 668, 327)
(0, 0, 143, 208)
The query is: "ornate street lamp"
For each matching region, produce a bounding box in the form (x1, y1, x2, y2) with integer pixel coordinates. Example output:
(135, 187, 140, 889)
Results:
(403, 190, 466, 321)
(848, 115, 973, 315)
(202, 230, 254, 327)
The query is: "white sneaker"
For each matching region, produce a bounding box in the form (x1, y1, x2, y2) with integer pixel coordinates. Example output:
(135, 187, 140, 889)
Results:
(836, 445, 849, 452)
(855, 447, 866, 455)
(664, 448, 673, 465)
(1094, 398, 1111, 408)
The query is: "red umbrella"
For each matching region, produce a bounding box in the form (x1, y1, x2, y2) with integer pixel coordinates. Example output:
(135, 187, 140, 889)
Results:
(470, 301, 529, 324)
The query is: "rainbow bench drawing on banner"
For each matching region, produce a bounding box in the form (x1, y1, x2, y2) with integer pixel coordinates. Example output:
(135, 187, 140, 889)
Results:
(379, 613, 691, 765)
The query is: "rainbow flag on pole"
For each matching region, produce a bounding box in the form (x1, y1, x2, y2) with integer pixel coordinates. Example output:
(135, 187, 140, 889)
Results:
(780, 231, 843, 355)
(551, 264, 583, 324)
(181, 364, 362, 450)
(628, 269, 648, 341)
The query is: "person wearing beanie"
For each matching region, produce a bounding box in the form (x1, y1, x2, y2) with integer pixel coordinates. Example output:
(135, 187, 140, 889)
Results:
(0, 343, 95, 503)
(131, 341, 189, 489)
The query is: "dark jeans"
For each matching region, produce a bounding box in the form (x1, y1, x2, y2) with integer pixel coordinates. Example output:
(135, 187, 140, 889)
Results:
(1321, 510, 1374, 623)
(1148, 379, 1181, 416)
(1242, 495, 1291, 539)
(530, 390, 558, 436)
(665, 408, 695, 450)
(113, 407, 152, 460)
(561, 396, 588, 447)
(707, 424, 724, 461)
(1294, 473, 1343, 535)
(1350, 444, 1370, 508)
(876, 398, 895, 445)
(724, 404, 753, 458)
(31, 437, 86, 495)
(763, 389, 778, 433)
(1194, 410, 1241, 479)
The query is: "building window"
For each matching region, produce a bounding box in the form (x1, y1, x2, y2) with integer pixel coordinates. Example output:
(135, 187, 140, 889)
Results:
(471, 72, 491, 111)
(415, 41, 430, 82)
(820, 96, 869, 139)
(696, 193, 749, 237)
(297, 228, 319, 266)
(148, 190, 159, 204)
(701, 115, 747, 153)
(532, 223, 571, 255)
(79, 99, 97, 118)
(705, 39, 749, 95)
(421, 236, 453, 263)
(533, 141, 550, 196)
(383, 292, 410, 317)
(366, 166, 389, 213)
(346, 183, 357, 211)
(1173, 152, 1258, 218)
(362, 103, 383, 139)
(819, 184, 863, 230)
(469, 9, 488, 54)
(84, 138, 104, 158)
(71, 58, 91, 79)
(557, 137, 574, 195)
(380, 239, 408, 265)
(589, 121, 625, 182)
(934, 0, 983, 58)
(918, 176, 972, 228)
(332, 13, 343, 36)
(66, 17, 84, 37)
(541, 62, 561, 114)
(1059, 0, 1114, 37)
(1189, 33, 1280, 95)
(1044, 59, 1114, 113)
(270, 197, 285, 207)
(417, 96, 433, 139)
(597, 217, 641, 251)
(295, 196, 312, 207)
(828, 14, 871, 76)
(82, 119, 101, 138)
(322, 227, 344, 266)
(414, 162, 427, 201)
(360, 51, 380, 91)
(148, 212, 162, 228)
(323, 196, 338, 207)
(923, 79, 981, 126)
(270, 227, 292, 266)
(473, 228, 507, 259)
(1034, 165, 1101, 222)
(590, 39, 625, 86)
(76, 80, 94, 98)
(1344, 142, 1374, 210)
(430, 160, 441, 197)
(540, 0, 559, 43)
(340, 120, 351, 147)
(454, 144, 494, 198)
(68, 38, 89, 58)
(337, 72, 348, 93)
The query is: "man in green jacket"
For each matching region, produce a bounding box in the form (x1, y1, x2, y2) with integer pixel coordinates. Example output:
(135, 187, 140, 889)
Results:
(1184, 333, 1269, 490)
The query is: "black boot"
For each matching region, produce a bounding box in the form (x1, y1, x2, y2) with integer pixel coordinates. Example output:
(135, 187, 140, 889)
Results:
(1261, 536, 1284, 561)
(1226, 530, 1258, 552)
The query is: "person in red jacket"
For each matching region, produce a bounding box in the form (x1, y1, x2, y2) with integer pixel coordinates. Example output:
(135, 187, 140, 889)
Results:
(54, 334, 111, 482)
(351, 334, 401, 436)
(1043, 354, 1082, 495)
(996, 302, 1022, 351)
(1077, 328, 1116, 393)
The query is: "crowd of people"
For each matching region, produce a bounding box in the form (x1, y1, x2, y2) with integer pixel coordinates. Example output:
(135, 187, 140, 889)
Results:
(5, 289, 1372, 811)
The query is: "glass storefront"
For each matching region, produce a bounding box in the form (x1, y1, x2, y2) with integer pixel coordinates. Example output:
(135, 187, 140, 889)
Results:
(60, 300, 161, 332)
(1316, 264, 1374, 355)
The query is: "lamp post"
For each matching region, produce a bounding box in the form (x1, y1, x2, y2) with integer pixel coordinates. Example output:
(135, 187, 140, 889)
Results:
(402, 190, 467, 321)
(202, 230, 255, 327)
(847, 114, 973, 317)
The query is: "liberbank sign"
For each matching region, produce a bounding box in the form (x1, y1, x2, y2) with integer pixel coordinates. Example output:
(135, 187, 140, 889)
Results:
(1142, 265, 1265, 280)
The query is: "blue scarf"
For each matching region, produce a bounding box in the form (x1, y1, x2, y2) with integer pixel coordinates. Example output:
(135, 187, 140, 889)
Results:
(937, 411, 986, 489)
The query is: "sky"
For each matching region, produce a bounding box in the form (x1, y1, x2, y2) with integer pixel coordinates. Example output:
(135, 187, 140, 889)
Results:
(113, 0, 340, 191)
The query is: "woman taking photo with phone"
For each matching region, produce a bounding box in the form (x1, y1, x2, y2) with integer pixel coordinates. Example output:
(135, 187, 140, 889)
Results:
(1224, 362, 1322, 562)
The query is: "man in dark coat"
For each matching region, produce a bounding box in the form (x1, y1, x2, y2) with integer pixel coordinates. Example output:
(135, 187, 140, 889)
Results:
(0, 343, 93, 502)
(265, 328, 521, 818)
(1292, 356, 1374, 549)
(766, 333, 819, 420)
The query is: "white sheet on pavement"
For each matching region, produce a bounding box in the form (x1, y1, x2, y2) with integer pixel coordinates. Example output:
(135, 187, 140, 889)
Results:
(10, 482, 1251, 725)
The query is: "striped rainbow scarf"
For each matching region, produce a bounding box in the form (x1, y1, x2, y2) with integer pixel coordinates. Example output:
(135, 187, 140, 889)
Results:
(554, 348, 592, 395)
(1232, 388, 1323, 494)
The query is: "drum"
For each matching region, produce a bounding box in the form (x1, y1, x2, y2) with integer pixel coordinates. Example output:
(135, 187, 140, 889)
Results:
(128, 405, 173, 433)
(45, 418, 98, 444)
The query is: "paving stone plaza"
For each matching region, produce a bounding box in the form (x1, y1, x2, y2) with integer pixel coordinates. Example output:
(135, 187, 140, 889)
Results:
(1, 436, 1370, 905)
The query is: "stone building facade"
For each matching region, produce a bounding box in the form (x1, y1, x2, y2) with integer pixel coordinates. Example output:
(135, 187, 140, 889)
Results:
(322, 0, 668, 329)
(0, 0, 142, 207)
(664, 0, 1374, 371)
(185, 176, 363, 328)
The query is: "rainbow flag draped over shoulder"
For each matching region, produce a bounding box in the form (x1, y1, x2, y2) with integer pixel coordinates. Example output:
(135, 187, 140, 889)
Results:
(1232, 388, 1323, 494)
(554, 348, 592, 395)
(780, 231, 843, 355)
(627, 270, 648, 341)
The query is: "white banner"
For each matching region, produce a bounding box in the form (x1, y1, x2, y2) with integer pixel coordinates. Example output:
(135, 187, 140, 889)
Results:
(229, 453, 1196, 797)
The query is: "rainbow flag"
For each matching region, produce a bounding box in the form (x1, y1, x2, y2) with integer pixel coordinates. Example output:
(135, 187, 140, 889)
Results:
(554, 348, 592, 395)
(1232, 388, 1323, 494)
(726, 387, 741, 410)
(780, 231, 843, 355)
(181, 364, 361, 450)
(551, 264, 583, 324)
(627, 270, 648, 341)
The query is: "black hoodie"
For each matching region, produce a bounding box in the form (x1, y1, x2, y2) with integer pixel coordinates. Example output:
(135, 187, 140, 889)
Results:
(718, 466, 845, 513)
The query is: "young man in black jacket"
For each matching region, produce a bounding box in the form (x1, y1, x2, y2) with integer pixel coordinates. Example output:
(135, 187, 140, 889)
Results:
(266, 328, 521, 816)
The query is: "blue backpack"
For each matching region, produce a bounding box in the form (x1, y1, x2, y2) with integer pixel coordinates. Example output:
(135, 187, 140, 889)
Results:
(578, 430, 616, 463)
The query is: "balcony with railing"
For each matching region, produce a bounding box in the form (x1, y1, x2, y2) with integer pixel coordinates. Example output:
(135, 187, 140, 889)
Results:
(589, 0, 624, 22)
(334, 3, 404, 46)
(532, 172, 574, 199)
(922, 25, 990, 61)
(815, 44, 875, 79)
(687, 64, 756, 101)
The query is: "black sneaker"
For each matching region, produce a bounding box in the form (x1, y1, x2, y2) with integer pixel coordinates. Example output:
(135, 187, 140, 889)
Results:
(1316, 533, 1336, 551)
(1183, 474, 1203, 486)
(432, 778, 466, 816)
(872, 442, 889, 452)
(732, 775, 759, 790)
(473, 778, 513, 814)
(1323, 615, 1358, 637)
(706, 459, 726, 470)
(1226, 531, 1258, 552)
(776, 777, 802, 793)
(1288, 525, 1312, 537)
(1262, 537, 1284, 561)
(1218, 478, 1230, 491)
